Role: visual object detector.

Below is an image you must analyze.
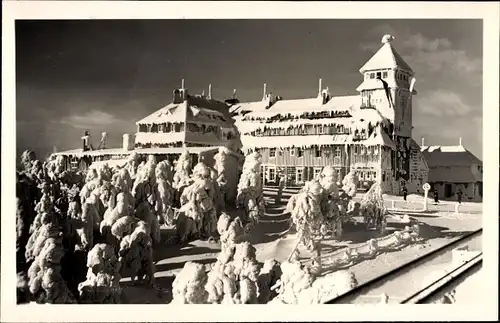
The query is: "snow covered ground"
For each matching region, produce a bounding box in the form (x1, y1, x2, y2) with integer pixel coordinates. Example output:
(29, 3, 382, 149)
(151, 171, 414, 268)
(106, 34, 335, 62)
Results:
(121, 189, 482, 304)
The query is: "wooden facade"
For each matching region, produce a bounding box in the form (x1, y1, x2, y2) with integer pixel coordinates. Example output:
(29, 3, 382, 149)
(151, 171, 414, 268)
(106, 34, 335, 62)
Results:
(258, 144, 387, 187)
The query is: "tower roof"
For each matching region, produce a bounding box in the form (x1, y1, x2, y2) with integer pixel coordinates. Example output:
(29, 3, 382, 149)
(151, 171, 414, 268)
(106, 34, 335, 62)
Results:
(359, 34, 413, 74)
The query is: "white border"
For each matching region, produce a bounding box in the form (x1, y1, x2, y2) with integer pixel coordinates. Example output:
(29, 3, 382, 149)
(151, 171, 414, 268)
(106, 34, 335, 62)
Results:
(2, 1, 499, 322)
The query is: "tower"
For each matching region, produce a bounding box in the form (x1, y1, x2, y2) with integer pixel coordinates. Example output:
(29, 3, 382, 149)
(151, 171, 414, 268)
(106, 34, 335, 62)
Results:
(356, 34, 418, 188)
(356, 34, 417, 139)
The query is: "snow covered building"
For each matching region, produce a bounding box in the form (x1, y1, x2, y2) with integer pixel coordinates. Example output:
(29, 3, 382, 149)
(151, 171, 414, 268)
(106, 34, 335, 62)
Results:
(230, 34, 422, 194)
(51, 82, 243, 171)
(421, 138, 483, 200)
(134, 81, 240, 150)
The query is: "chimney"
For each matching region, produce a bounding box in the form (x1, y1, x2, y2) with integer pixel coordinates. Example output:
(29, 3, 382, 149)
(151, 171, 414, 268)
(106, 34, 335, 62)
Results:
(181, 79, 185, 89)
(208, 84, 212, 99)
(459, 137, 463, 146)
(318, 78, 322, 97)
(421, 137, 425, 147)
(233, 89, 237, 99)
(123, 134, 131, 151)
(262, 83, 267, 100)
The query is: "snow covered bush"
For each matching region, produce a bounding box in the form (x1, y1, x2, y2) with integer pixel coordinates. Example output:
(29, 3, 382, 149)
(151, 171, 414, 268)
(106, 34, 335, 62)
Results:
(236, 151, 265, 233)
(269, 260, 357, 304)
(117, 220, 156, 285)
(78, 243, 122, 303)
(171, 261, 209, 304)
(20, 149, 37, 172)
(26, 218, 76, 303)
(287, 180, 325, 268)
(360, 183, 387, 234)
(213, 147, 240, 207)
(341, 170, 358, 199)
(17, 171, 40, 273)
(176, 163, 218, 242)
(155, 160, 175, 225)
(217, 213, 245, 253)
(204, 241, 261, 304)
(173, 150, 193, 191)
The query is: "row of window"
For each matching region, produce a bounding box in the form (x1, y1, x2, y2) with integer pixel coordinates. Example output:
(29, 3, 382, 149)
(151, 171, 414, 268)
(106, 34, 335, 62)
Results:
(249, 124, 349, 137)
(366, 69, 411, 82)
(269, 146, 343, 158)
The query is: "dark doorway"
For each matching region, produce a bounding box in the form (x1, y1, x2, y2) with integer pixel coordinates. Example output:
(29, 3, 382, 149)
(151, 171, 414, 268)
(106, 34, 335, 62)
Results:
(445, 184, 452, 198)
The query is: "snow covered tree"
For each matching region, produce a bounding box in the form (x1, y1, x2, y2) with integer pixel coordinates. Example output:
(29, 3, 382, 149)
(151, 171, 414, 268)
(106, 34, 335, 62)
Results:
(236, 151, 265, 233)
(287, 180, 325, 270)
(26, 213, 76, 303)
(171, 261, 209, 304)
(109, 215, 156, 285)
(176, 163, 218, 242)
(213, 147, 240, 207)
(173, 150, 193, 193)
(360, 183, 387, 234)
(78, 243, 122, 303)
(155, 160, 175, 225)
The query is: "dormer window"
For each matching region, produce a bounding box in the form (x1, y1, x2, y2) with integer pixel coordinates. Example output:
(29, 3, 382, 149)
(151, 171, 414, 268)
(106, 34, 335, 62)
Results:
(370, 73, 375, 79)
(376, 71, 382, 79)
(383, 71, 388, 78)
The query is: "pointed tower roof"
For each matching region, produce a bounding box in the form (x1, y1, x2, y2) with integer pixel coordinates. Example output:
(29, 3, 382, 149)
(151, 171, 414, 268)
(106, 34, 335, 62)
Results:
(359, 34, 413, 74)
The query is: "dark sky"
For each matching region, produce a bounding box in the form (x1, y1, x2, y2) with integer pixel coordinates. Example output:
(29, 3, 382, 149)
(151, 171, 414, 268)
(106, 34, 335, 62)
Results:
(16, 19, 483, 160)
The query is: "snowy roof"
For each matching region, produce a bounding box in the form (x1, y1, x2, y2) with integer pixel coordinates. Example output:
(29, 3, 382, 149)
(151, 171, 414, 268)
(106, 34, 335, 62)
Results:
(134, 146, 219, 155)
(136, 95, 234, 128)
(52, 148, 130, 157)
(359, 42, 413, 74)
(428, 167, 482, 183)
(420, 145, 482, 167)
(236, 95, 359, 121)
(136, 102, 186, 124)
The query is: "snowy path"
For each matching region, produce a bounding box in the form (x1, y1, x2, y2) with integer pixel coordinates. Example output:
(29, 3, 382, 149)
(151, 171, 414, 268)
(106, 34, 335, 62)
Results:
(121, 191, 482, 304)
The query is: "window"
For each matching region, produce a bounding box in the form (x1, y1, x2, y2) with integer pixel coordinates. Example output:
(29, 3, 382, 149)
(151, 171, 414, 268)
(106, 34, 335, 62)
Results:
(383, 71, 388, 78)
(268, 167, 276, 182)
(376, 71, 382, 79)
(314, 167, 322, 179)
(290, 148, 295, 157)
(269, 148, 276, 158)
(315, 146, 321, 158)
(296, 168, 304, 183)
(297, 148, 304, 157)
(370, 73, 375, 79)
(334, 147, 341, 158)
(318, 125, 324, 134)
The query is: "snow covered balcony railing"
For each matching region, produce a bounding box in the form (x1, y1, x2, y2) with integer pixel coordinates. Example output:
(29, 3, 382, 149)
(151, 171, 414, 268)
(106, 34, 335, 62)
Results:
(242, 109, 352, 122)
(240, 134, 352, 149)
(134, 132, 186, 146)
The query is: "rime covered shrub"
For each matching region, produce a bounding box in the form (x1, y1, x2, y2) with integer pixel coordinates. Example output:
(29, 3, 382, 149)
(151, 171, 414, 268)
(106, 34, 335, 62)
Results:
(173, 150, 193, 191)
(155, 160, 175, 225)
(117, 220, 155, 285)
(78, 243, 122, 303)
(171, 261, 209, 304)
(236, 151, 265, 233)
(213, 147, 239, 206)
(270, 260, 358, 304)
(26, 221, 76, 304)
(288, 180, 325, 267)
(176, 163, 218, 242)
(360, 183, 387, 233)
(204, 241, 262, 304)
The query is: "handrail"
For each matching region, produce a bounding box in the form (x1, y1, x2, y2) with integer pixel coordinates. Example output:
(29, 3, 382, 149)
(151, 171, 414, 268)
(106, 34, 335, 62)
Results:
(401, 252, 482, 304)
(324, 228, 482, 304)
